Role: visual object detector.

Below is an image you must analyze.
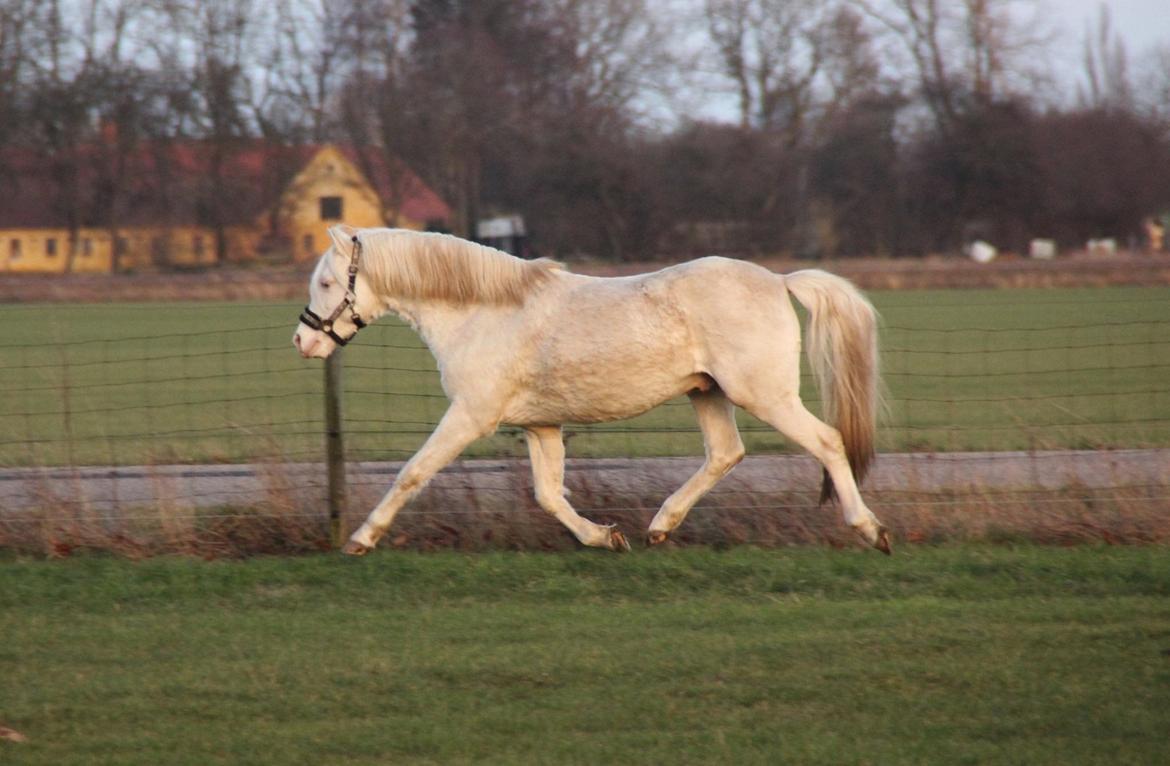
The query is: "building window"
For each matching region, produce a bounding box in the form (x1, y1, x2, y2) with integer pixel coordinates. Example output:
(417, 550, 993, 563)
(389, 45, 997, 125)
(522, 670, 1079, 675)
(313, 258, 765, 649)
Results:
(193, 234, 205, 258)
(303, 234, 315, 256)
(81, 238, 93, 257)
(319, 196, 343, 221)
(8, 239, 20, 260)
(115, 237, 128, 257)
(46, 238, 58, 257)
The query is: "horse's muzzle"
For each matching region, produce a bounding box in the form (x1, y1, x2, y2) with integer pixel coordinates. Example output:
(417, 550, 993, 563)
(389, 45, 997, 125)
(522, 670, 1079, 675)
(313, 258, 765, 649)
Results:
(293, 327, 325, 358)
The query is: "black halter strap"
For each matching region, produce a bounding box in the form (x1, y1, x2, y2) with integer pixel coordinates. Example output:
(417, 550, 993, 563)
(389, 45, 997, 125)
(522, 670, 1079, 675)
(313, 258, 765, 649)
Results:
(299, 235, 367, 347)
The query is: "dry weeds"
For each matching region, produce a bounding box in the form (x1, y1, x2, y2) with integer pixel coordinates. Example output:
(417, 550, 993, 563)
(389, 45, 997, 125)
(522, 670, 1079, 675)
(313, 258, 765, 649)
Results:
(3, 462, 1166, 558)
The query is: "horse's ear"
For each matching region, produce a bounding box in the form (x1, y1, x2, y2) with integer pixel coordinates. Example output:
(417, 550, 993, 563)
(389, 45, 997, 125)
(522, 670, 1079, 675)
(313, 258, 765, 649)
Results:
(327, 224, 359, 256)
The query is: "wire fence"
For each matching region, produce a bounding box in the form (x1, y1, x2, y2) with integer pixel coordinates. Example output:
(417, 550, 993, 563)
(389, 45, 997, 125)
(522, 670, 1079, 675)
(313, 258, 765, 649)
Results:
(1, 291, 1168, 553)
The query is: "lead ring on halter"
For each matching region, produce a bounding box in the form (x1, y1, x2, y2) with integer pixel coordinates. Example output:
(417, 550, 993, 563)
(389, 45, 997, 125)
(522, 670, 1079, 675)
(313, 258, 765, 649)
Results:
(299, 235, 367, 347)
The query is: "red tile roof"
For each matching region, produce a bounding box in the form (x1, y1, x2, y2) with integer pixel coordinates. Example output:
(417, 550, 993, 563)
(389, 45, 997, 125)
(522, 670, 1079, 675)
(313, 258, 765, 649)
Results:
(0, 140, 450, 229)
(335, 145, 452, 225)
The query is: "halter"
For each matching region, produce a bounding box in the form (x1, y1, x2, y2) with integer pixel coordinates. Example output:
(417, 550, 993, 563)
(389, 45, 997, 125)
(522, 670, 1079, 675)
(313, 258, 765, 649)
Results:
(299, 235, 367, 347)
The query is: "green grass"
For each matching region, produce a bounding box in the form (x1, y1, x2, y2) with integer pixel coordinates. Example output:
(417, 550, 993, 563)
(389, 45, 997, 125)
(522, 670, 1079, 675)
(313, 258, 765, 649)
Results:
(2, 546, 1169, 764)
(2, 287, 1168, 466)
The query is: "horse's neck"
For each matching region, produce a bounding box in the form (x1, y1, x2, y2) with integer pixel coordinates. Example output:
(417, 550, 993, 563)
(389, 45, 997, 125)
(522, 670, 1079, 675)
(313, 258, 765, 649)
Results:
(369, 231, 546, 357)
(384, 297, 483, 359)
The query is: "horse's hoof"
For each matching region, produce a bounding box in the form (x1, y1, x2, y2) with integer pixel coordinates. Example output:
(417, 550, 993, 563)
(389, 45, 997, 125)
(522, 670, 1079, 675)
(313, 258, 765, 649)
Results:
(341, 539, 373, 556)
(647, 531, 669, 546)
(607, 527, 631, 553)
(875, 526, 892, 556)
(0, 725, 28, 743)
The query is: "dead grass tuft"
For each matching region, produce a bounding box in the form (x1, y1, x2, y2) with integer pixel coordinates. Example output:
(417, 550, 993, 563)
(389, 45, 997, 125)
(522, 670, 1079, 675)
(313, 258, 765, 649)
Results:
(3, 461, 1166, 558)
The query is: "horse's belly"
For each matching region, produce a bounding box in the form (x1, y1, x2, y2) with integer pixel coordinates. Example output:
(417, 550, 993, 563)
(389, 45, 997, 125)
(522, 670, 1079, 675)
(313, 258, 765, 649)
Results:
(504, 366, 704, 425)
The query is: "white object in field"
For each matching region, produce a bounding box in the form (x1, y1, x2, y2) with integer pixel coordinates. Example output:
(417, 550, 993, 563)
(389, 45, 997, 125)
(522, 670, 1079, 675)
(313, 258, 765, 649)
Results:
(1087, 238, 1117, 257)
(967, 240, 998, 263)
(476, 215, 526, 239)
(1029, 239, 1057, 259)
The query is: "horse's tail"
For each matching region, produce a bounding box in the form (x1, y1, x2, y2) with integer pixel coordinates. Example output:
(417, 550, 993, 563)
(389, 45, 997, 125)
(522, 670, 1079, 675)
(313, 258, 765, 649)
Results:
(784, 269, 881, 503)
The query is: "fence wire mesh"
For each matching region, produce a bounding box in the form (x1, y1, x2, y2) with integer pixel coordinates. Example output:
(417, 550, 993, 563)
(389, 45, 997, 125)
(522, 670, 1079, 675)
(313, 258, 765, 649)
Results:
(2, 291, 1168, 553)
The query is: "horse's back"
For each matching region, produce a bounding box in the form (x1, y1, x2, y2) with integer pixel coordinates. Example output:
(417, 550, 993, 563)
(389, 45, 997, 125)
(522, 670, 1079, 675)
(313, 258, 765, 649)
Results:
(654, 256, 797, 343)
(544, 256, 794, 361)
(498, 258, 795, 424)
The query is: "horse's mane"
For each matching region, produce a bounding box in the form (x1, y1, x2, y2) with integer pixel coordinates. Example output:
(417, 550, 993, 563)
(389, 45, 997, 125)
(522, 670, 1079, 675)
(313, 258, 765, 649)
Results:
(357, 229, 564, 306)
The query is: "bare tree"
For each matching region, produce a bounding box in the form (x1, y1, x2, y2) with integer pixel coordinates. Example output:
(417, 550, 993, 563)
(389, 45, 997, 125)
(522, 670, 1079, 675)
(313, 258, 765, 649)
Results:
(140, 0, 273, 262)
(850, 0, 957, 127)
(262, 0, 353, 143)
(553, 0, 671, 118)
(852, 0, 1050, 130)
(964, 0, 1006, 103)
(1080, 3, 1134, 112)
(703, 0, 827, 143)
(0, 1, 38, 155)
(818, 5, 888, 120)
(1136, 43, 1170, 128)
(17, 0, 99, 272)
(331, 0, 414, 222)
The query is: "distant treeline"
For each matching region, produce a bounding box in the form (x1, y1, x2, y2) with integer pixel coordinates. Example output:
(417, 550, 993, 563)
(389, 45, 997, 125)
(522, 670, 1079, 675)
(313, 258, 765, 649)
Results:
(2, 0, 1169, 260)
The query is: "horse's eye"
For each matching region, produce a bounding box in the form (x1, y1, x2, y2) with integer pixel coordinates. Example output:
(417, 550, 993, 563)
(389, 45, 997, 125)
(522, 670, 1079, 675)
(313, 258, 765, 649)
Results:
(320, 280, 332, 289)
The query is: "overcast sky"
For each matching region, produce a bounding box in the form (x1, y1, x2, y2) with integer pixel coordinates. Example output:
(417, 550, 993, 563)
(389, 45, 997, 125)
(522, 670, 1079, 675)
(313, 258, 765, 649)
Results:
(1043, 0, 1169, 106)
(1057, 0, 1169, 55)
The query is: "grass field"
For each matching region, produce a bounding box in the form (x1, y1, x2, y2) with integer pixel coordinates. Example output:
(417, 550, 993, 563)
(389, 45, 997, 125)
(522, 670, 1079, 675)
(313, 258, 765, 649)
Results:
(2, 287, 1168, 466)
(2, 545, 1169, 765)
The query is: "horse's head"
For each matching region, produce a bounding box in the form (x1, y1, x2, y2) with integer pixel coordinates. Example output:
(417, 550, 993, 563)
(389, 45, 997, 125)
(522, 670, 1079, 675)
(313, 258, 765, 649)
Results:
(293, 224, 374, 359)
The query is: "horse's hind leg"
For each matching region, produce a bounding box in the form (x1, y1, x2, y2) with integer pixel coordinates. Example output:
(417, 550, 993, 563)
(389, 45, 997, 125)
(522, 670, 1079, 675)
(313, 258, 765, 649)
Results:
(525, 426, 630, 552)
(647, 389, 744, 545)
(750, 395, 888, 553)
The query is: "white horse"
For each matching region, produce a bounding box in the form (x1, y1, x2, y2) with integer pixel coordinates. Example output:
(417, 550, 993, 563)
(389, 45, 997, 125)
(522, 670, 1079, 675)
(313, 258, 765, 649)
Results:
(294, 225, 890, 555)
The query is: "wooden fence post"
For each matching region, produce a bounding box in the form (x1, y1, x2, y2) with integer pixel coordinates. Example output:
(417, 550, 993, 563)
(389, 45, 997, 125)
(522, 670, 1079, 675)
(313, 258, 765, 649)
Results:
(324, 350, 347, 548)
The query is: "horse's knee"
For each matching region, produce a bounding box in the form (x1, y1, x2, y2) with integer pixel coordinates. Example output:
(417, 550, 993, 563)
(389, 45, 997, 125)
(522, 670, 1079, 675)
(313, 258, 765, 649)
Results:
(817, 427, 845, 458)
(708, 440, 745, 475)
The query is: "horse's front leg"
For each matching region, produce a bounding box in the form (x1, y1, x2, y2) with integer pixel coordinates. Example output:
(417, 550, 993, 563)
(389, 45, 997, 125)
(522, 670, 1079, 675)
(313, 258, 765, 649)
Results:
(343, 404, 494, 555)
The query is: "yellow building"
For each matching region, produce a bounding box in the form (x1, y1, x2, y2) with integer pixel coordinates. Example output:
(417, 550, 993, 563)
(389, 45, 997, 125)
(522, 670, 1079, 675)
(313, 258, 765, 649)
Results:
(0, 142, 450, 273)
